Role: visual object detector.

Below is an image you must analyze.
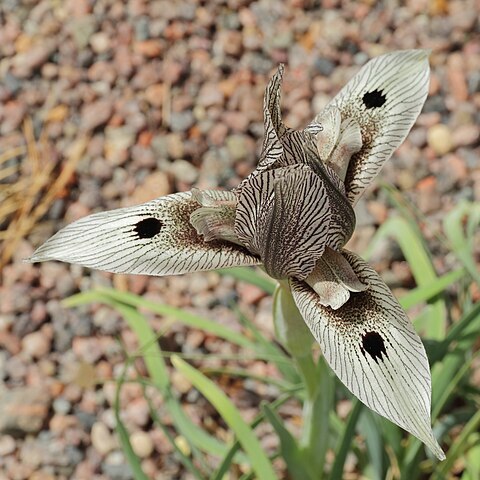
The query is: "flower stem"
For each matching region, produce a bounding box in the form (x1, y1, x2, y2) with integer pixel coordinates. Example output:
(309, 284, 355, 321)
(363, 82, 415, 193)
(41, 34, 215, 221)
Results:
(297, 355, 334, 479)
(272, 282, 333, 478)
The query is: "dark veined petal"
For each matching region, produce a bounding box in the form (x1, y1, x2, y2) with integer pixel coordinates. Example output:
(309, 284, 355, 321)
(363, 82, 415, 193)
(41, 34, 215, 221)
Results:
(290, 249, 445, 460)
(302, 141, 355, 250)
(259, 66, 314, 169)
(262, 64, 286, 149)
(235, 164, 333, 280)
(27, 190, 259, 275)
(253, 64, 287, 174)
(308, 49, 430, 206)
(237, 65, 314, 194)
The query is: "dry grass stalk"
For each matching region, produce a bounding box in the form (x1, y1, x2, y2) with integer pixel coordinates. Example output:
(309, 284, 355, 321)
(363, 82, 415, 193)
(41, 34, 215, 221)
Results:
(0, 118, 87, 268)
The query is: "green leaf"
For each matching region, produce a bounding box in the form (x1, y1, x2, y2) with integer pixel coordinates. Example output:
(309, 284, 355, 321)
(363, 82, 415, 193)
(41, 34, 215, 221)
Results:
(428, 302, 480, 365)
(443, 201, 480, 285)
(298, 357, 334, 479)
(263, 403, 314, 480)
(358, 411, 387, 480)
(330, 400, 363, 480)
(218, 266, 277, 294)
(273, 283, 314, 358)
(211, 394, 293, 480)
(114, 372, 149, 480)
(432, 352, 479, 421)
(462, 441, 480, 480)
(364, 216, 446, 339)
(433, 410, 480, 480)
(399, 268, 465, 310)
(172, 355, 277, 480)
(76, 295, 248, 464)
(65, 288, 255, 349)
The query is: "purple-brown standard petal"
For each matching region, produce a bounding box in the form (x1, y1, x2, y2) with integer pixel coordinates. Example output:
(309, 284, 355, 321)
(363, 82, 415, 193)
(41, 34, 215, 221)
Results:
(235, 164, 332, 280)
(235, 135, 356, 281)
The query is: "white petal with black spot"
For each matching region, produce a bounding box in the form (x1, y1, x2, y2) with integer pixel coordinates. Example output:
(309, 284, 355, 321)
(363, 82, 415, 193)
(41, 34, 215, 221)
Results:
(290, 249, 445, 460)
(309, 49, 430, 206)
(28, 191, 259, 275)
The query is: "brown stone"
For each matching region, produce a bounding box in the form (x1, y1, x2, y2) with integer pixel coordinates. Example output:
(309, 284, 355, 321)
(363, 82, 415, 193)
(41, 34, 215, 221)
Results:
(0, 386, 52, 435)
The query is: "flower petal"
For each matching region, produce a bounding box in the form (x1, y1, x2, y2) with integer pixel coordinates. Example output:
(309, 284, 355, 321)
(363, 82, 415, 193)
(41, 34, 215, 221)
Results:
(27, 191, 259, 275)
(237, 65, 312, 193)
(302, 141, 355, 250)
(262, 64, 287, 147)
(305, 247, 368, 310)
(190, 190, 241, 245)
(322, 247, 368, 292)
(328, 117, 363, 181)
(309, 49, 430, 206)
(304, 257, 351, 310)
(235, 165, 332, 280)
(254, 64, 287, 174)
(290, 249, 445, 460)
(315, 106, 341, 161)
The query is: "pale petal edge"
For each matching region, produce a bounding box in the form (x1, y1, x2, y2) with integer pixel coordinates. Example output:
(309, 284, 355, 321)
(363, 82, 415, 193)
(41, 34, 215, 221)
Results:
(290, 249, 445, 460)
(27, 190, 260, 276)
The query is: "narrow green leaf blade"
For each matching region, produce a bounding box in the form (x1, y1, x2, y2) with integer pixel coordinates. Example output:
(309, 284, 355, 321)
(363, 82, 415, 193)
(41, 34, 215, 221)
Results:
(65, 288, 255, 349)
(364, 216, 446, 339)
(172, 355, 277, 480)
(218, 266, 277, 294)
(262, 403, 313, 480)
(330, 400, 363, 480)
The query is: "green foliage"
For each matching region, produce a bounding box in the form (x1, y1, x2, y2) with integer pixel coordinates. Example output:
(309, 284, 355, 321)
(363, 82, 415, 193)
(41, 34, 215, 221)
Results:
(64, 200, 480, 479)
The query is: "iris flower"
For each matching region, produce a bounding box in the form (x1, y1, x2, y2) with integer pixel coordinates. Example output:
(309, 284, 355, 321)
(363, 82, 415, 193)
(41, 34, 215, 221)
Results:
(29, 50, 445, 459)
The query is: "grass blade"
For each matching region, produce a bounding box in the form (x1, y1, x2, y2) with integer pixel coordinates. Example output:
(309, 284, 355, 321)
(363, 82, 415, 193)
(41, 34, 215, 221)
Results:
(399, 268, 465, 310)
(114, 368, 149, 480)
(218, 266, 277, 294)
(211, 394, 293, 480)
(358, 411, 387, 480)
(65, 288, 255, 349)
(443, 201, 480, 285)
(172, 355, 277, 480)
(79, 295, 248, 463)
(433, 409, 480, 480)
(330, 400, 363, 480)
(263, 403, 314, 480)
(364, 216, 446, 339)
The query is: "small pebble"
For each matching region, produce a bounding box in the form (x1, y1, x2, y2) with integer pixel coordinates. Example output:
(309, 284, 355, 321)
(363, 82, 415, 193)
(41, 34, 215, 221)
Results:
(0, 387, 52, 435)
(427, 124, 454, 156)
(130, 431, 154, 458)
(81, 99, 114, 132)
(21, 331, 51, 359)
(53, 397, 72, 415)
(170, 159, 199, 184)
(91, 422, 117, 456)
(0, 435, 16, 456)
(89, 32, 111, 54)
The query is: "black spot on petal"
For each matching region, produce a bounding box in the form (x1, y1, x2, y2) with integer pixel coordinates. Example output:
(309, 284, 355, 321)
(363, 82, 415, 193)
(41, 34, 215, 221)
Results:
(363, 89, 387, 109)
(361, 331, 387, 363)
(135, 217, 163, 239)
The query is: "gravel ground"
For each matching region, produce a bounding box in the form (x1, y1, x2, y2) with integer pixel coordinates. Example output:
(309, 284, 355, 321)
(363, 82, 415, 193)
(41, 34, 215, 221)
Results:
(0, 0, 479, 478)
